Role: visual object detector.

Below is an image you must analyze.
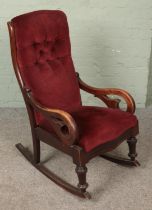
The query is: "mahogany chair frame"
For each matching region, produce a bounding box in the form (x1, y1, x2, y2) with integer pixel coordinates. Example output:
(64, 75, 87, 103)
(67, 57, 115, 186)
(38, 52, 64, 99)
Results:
(8, 21, 139, 199)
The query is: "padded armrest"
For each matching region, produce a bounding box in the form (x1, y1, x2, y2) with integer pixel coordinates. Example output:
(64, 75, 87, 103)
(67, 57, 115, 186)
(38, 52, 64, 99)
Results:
(25, 89, 79, 146)
(77, 73, 136, 114)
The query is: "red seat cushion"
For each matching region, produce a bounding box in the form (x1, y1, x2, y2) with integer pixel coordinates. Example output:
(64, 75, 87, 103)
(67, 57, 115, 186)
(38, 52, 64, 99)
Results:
(38, 106, 138, 152)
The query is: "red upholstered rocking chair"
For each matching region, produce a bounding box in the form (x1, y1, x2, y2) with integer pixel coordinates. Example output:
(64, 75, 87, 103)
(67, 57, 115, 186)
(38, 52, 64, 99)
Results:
(8, 10, 140, 199)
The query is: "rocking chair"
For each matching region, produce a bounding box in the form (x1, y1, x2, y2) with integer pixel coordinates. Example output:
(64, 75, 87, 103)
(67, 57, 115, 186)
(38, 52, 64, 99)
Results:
(8, 10, 140, 199)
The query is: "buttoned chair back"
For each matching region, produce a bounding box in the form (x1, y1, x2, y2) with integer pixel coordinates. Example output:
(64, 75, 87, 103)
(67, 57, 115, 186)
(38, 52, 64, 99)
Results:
(11, 10, 81, 112)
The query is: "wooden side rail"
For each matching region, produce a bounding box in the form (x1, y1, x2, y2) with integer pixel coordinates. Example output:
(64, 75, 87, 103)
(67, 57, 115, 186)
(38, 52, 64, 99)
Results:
(77, 73, 136, 113)
(25, 90, 79, 146)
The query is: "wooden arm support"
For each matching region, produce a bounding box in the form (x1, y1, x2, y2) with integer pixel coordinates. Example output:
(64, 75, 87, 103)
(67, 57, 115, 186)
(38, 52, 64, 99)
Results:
(77, 73, 136, 113)
(25, 89, 79, 146)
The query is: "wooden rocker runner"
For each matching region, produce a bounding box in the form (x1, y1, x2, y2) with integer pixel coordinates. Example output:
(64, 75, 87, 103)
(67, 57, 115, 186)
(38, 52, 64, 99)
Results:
(8, 10, 140, 199)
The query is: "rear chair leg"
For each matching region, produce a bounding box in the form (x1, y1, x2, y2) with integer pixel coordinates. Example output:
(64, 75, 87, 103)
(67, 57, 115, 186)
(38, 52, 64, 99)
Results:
(127, 137, 140, 166)
(100, 136, 140, 167)
(32, 137, 40, 164)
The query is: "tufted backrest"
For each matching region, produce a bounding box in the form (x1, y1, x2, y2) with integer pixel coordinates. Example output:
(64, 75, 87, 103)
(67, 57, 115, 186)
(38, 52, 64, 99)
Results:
(11, 10, 81, 112)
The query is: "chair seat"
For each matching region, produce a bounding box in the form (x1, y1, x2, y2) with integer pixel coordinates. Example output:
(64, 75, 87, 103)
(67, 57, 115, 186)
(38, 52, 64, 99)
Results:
(71, 106, 138, 152)
(37, 106, 138, 152)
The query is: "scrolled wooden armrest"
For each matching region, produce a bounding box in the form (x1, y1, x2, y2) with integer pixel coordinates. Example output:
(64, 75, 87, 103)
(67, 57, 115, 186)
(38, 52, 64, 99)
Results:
(25, 89, 79, 146)
(77, 73, 135, 113)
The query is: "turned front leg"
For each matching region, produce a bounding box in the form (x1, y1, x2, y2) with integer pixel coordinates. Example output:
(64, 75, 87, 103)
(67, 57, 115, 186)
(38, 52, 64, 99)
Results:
(127, 137, 137, 161)
(75, 165, 88, 193)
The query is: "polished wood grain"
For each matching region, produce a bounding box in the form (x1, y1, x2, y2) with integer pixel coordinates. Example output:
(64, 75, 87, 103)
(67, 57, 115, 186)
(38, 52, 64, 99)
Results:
(26, 90, 79, 146)
(77, 72, 136, 113)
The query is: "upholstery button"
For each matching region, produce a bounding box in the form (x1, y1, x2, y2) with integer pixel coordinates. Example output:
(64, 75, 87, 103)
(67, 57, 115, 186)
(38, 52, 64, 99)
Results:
(55, 39, 58, 43)
(46, 59, 51, 64)
(43, 40, 49, 47)
(32, 42, 37, 48)
(52, 46, 55, 52)
(39, 50, 44, 55)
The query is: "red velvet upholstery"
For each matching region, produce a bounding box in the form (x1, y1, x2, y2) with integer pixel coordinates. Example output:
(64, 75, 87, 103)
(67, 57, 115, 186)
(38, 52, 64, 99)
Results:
(38, 106, 138, 152)
(12, 10, 138, 153)
(12, 10, 81, 112)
